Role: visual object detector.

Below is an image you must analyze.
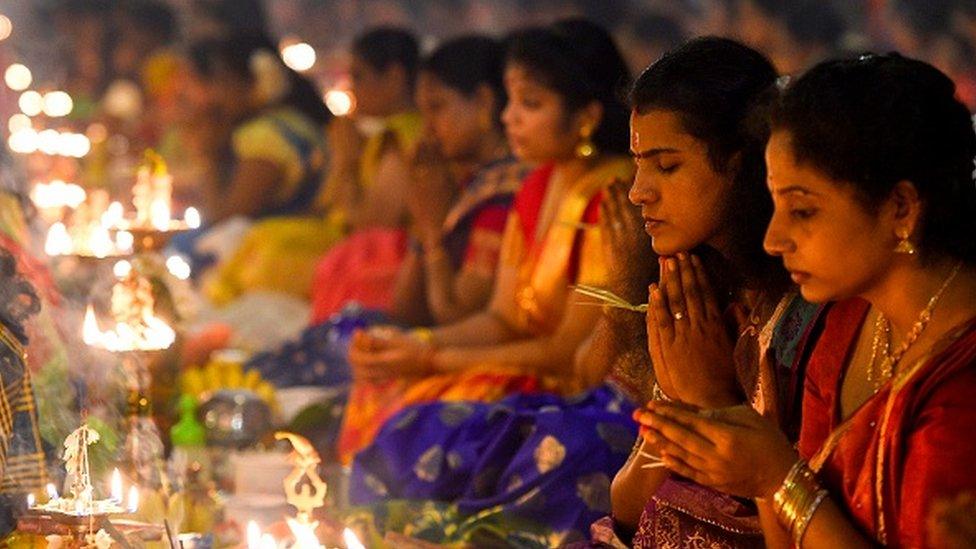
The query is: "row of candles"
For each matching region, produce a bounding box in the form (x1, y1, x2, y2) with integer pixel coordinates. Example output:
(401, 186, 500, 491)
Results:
(245, 521, 365, 549)
(27, 469, 139, 516)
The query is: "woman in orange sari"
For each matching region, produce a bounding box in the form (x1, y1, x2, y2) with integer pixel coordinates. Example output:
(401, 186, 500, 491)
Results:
(338, 18, 634, 463)
(637, 54, 976, 548)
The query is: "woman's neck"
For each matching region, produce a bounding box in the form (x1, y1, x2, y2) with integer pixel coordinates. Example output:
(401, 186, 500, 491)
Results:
(864, 259, 976, 345)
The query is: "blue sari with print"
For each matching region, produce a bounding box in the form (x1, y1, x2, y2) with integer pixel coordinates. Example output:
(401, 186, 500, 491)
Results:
(348, 384, 638, 546)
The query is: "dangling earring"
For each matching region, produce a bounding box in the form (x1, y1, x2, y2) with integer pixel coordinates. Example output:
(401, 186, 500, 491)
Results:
(575, 124, 596, 159)
(894, 229, 916, 255)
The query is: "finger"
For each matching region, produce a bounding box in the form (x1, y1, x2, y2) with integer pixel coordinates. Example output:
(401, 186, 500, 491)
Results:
(661, 256, 686, 323)
(613, 181, 642, 232)
(659, 451, 710, 485)
(646, 294, 674, 395)
(642, 411, 716, 458)
(649, 283, 675, 343)
(691, 254, 722, 320)
(599, 195, 618, 234)
(644, 427, 710, 470)
(677, 252, 705, 322)
(647, 402, 736, 443)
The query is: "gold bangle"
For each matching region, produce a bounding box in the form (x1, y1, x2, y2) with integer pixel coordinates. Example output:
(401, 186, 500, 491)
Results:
(793, 488, 829, 546)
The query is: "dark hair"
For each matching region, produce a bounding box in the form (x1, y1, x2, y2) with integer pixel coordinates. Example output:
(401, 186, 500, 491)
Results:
(505, 18, 631, 155)
(189, 33, 332, 126)
(421, 35, 506, 127)
(352, 27, 420, 88)
(125, 0, 178, 44)
(631, 36, 783, 288)
(771, 53, 976, 264)
(0, 249, 40, 344)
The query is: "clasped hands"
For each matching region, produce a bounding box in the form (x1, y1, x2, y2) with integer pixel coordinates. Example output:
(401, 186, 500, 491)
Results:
(636, 252, 798, 497)
(347, 326, 437, 381)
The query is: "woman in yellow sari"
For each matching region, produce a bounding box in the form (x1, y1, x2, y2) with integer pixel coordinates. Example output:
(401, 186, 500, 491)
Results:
(338, 19, 634, 463)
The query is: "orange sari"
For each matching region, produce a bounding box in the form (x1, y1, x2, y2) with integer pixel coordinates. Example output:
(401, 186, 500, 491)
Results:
(337, 157, 633, 463)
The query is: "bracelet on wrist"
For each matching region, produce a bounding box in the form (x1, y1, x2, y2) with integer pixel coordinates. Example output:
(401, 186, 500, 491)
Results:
(772, 459, 829, 546)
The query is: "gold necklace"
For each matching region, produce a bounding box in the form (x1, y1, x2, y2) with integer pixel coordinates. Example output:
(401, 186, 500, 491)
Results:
(867, 262, 962, 392)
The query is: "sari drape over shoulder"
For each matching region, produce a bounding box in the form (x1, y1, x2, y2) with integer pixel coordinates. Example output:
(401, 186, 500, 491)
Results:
(799, 299, 976, 548)
(336, 157, 633, 465)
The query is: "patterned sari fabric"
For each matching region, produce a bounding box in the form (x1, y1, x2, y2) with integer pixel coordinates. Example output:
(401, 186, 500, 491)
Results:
(0, 305, 48, 536)
(337, 158, 633, 464)
(245, 157, 527, 389)
(349, 385, 637, 546)
(585, 293, 822, 548)
(799, 300, 976, 547)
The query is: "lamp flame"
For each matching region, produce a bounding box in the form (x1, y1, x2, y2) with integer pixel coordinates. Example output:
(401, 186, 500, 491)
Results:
(343, 528, 365, 549)
(110, 468, 123, 502)
(44, 222, 72, 256)
(247, 521, 262, 549)
(184, 207, 201, 229)
(127, 485, 138, 513)
(150, 198, 170, 231)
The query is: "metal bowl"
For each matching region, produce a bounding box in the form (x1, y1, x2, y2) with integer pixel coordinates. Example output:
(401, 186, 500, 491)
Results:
(198, 389, 272, 448)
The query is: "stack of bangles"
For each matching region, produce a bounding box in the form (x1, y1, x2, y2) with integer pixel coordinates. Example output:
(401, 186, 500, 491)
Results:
(771, 459, 830, 546)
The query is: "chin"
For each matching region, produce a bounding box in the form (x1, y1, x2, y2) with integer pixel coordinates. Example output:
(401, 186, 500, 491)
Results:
(650, 236, 691, 257)
(796, 279, 842, 304)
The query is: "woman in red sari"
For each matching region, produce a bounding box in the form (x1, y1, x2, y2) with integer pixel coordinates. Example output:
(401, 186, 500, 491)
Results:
(636, 54, 976, 547)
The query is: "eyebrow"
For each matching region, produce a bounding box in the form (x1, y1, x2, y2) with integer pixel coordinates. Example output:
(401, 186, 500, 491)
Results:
(774, 185, 819, 197)
(630, 147, 679, 159)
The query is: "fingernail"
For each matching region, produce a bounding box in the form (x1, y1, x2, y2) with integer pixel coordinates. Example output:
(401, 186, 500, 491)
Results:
(667, 258, 677, 272)
(677, 252, 687, 261)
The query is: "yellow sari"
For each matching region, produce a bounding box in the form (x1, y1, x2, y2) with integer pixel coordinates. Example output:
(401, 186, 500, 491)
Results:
(337, 157, 633, 463)
(205, 112, 422, 305)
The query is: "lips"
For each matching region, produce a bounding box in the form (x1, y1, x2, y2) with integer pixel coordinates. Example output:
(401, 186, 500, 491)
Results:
(642, 216, 664, 235)
(786, 268, 811, 284)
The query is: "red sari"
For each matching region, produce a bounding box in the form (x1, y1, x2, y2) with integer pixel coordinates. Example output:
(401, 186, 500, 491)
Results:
(799, 299, 976, 548)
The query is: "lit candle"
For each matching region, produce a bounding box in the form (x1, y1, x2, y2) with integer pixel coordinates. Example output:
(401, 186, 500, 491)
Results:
(110, 468, 123, 502)
(127, 485, 139, 513)
(26, 493, 35, 508)
(44, 222, 72, 256)
(246, 521, 262, 549)
(150, 199, 170, 231)
(184, 207, 201, 229)
(343, 528, 365, 549)
(46, 483, 58, 500)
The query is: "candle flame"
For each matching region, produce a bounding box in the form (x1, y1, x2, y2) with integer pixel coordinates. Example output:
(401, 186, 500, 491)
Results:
(101, 201, 124, 228)
(82, 303, 175, 352)
(286, 518, 323, 549)
(26, 493, 35, 508)
(113, 260, 132, 279)
(89, 224, 113, 258)
(110, 468, 123, 502)
(343, 528, 365, 549)
(127, 485, 139, 513)
(46, 483, 58, 500)
(184, 207, 201, 229)
(150, 198, 170, 231)
(115, 230, 134, 252)
(247, 521, 262, 549)
(44, 222, 72, 256)
(260, 534, 277, 549)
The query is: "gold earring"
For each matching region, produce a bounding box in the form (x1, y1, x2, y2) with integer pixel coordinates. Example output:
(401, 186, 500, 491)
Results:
(894, 229, 916, 255)
(575, 125, 596, 159)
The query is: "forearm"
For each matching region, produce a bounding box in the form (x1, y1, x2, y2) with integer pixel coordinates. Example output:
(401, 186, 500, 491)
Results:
(610, 437, 671, 531)
(792, 498, 874, 548)
(430, 329, 583, 381)
(390, 249, 432, 326)
(430, 309, 520, 348)
(423, 246, 474, 324)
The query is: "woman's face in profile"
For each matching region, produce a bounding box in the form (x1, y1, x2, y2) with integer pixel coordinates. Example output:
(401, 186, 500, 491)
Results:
(763, 130, 895, 303)
(628, 109, 732, 256)
(501, 64, 579, 164)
